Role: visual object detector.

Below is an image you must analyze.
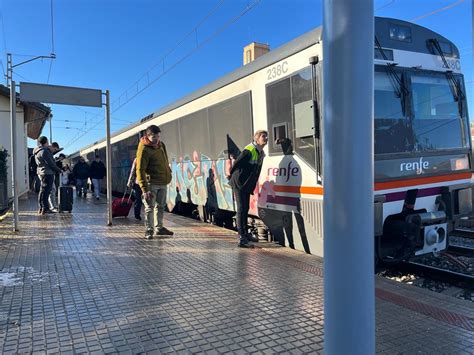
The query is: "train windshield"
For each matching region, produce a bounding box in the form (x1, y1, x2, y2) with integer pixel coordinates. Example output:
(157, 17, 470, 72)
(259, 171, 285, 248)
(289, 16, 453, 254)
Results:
(375, 70, 469, 155)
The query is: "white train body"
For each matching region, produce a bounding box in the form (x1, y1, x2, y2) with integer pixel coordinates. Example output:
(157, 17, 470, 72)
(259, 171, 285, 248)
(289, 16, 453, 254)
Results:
(73, 17, 472, 259)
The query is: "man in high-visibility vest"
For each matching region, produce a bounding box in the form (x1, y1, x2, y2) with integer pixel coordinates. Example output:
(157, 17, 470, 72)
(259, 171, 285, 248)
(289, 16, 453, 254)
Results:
(228, 130, 268, 247)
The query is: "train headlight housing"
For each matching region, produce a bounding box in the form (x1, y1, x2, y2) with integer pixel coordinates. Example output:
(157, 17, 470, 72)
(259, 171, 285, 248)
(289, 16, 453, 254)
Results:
(450, 156, 469, 171)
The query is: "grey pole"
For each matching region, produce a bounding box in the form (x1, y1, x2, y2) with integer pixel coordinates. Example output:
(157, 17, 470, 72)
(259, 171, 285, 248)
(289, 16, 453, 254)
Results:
(10, 80, 19, 231)
(322, 0, 375, 354)
(49, 116, 53, 143)
(105, 90, 113, 226)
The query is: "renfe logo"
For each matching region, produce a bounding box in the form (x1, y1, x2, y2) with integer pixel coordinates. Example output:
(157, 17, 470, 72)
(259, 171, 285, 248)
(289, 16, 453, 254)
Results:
(268, 161, 300, 182)
(400, 157, 429, 175)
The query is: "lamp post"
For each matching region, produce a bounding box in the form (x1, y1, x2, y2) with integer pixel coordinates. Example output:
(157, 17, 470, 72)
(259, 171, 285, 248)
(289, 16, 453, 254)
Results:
(6, 53, 55, 231)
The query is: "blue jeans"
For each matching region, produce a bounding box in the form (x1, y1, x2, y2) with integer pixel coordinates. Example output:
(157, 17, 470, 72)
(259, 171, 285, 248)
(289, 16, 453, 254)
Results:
(76, 179, 88, 195)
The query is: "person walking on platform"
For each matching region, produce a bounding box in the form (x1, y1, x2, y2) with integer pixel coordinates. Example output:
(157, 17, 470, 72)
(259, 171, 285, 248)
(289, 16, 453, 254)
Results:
(127, 158, 143, 220)
(228, 130, 268, 247)
(72, 156, 90, 197)
(136, 125, 174, 239)
(33, 136, 62, 215)
(90, 155, 106, 200)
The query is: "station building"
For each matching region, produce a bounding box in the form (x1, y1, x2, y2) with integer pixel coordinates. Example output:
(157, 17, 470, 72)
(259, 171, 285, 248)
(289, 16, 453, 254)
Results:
(0, 84, 50, 210)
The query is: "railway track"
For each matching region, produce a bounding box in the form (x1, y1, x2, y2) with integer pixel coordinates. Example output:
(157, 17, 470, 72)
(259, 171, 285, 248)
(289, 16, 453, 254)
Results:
(450, 227, 474, 239)
(447, 245, 474, 258)
(397, 261, 474, 290)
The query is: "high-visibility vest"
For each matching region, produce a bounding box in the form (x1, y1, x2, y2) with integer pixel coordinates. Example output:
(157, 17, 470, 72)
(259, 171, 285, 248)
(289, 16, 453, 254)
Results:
(243, 143, 260, 164)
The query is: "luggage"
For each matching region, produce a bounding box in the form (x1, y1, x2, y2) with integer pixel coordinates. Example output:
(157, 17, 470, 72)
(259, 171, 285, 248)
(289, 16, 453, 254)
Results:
(112, 191, 133, 218)
(58, 186, 73, 213)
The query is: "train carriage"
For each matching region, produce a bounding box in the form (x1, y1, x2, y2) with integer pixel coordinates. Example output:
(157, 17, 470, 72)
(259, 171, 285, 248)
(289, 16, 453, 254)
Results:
(72, 17, 472, 260)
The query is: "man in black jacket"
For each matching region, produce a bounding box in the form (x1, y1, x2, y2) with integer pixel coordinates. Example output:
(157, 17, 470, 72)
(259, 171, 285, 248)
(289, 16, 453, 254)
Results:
(72, 157, 90, 197)
(33, 136, 62, 215)
(90, 155, 106, 200)
(228, 130, 268, 247)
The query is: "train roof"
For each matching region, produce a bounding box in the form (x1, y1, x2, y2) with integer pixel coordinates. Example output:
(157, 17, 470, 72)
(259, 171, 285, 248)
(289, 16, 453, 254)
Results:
(71, 17, 460, 156)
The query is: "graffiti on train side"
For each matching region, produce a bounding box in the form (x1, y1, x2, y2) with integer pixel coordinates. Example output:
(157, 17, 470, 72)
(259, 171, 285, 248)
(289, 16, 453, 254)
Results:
(168, 152, 235, 211)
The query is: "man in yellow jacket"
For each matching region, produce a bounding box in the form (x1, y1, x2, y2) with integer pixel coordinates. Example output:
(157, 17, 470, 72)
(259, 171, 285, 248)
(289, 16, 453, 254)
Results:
(136, 125, 174, 239)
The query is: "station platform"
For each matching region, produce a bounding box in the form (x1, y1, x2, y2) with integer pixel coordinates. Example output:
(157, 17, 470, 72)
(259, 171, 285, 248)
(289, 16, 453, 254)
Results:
(0, 193, 473, 354)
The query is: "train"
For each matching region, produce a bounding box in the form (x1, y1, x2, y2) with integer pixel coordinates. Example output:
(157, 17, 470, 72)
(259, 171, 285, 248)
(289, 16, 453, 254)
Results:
(70, 17, 472, 262)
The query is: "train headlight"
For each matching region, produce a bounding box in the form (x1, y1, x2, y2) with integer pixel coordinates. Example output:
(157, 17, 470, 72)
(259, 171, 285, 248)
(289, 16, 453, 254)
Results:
(450, 156, 469, 171)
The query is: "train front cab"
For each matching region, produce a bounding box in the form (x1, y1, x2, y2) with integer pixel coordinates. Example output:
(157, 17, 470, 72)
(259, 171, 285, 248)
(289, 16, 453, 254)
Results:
(373, 63, 472, 262)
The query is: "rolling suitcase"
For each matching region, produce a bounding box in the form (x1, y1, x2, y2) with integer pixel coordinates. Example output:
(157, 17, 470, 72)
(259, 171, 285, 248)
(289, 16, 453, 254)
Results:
(112, 190, 133, 218)
(58, 186, 73, 213)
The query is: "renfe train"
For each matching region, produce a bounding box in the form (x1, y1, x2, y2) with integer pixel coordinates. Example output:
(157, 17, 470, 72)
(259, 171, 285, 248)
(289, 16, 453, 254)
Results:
(71, 17, 472, 261)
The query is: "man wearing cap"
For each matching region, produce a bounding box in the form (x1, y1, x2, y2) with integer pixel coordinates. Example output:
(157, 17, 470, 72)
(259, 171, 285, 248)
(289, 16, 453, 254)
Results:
(33, 136, 62, 215)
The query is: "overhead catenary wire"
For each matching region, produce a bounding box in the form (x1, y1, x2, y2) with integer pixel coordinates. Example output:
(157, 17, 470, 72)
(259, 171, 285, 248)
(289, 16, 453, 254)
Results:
(111, 0, 262, 114)
(64, 0, 261, 151)
(411, 0, 465, 22)
(113, 0, 226, 112)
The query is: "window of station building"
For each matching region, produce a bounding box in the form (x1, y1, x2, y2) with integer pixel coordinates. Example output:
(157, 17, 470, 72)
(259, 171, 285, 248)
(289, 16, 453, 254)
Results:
(389, 23, 412, 43)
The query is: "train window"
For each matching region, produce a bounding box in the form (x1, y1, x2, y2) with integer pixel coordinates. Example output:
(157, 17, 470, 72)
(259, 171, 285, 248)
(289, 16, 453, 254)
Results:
(179, 109, 210, 159)
(374, 48, 394, 61)
(160, 120, 180, 160)
(291, 67, 315, 167)
(389, 23, 412, 43)
(266, 77, 292, 155)
(439, 41, 453, 56)
(411, 73, 467, 151)
(208, 92, 253, 159)
(374, 70, 412, 154)
(272, 123, 288, 148)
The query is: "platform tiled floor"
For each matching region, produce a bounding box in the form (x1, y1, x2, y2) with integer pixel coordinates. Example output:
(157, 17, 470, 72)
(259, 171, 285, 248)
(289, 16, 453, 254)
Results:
(0, 193, 473, 354)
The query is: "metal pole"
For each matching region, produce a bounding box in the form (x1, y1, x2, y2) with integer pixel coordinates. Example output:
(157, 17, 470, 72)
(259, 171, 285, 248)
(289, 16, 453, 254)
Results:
(105, 90, 113, 226)
(49, 116, 52, 143)
(10, 80, 19, 231)
(323, 1, 374, 354)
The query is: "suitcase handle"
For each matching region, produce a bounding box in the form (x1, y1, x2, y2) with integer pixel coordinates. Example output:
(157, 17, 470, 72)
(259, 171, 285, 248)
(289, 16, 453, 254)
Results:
(121, 186, 132, 204)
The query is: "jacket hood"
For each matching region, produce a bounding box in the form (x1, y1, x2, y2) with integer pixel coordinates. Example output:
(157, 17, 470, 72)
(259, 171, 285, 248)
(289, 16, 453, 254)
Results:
(33, 146, 46, 155)
(140, 136, 161, 149)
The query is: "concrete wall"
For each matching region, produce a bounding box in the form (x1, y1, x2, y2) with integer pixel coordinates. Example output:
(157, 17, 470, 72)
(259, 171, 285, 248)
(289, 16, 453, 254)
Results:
(0, 95, 28, 200)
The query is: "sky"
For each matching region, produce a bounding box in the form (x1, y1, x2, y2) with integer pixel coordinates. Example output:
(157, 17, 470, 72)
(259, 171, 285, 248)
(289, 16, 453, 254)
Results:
(0, 0, 472, 155)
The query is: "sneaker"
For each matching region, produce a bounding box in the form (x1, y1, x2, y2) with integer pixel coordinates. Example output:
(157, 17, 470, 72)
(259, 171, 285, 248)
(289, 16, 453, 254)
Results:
(50, 208, 59, 213)
(238, 237, 251, 248)
(42, 209, 56, 214)
(156, 227, 174, 236)
(135, 215, 142, 221)
(145, 230, 154, 240)
(246, 233, 259, 243)
(96, 196, 100, 200)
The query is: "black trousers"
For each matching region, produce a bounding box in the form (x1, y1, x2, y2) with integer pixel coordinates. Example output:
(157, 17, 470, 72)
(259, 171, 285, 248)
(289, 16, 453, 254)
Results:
(38, 174, 54, 210)
(233, 187, 250, 237)
(132, 183, 143, 218)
